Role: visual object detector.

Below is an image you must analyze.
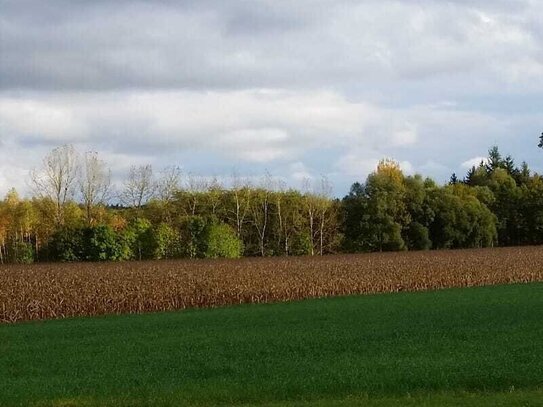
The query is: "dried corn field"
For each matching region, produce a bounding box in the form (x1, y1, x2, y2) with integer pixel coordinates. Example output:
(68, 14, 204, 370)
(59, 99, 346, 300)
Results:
(1, 246, 543, 323)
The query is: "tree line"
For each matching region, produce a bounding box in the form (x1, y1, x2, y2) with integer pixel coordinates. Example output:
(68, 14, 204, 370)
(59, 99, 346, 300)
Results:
(0, 138, 542, 264)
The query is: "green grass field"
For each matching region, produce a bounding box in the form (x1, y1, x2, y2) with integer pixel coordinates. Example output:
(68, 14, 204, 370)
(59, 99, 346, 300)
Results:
(1, 283, 542, 406)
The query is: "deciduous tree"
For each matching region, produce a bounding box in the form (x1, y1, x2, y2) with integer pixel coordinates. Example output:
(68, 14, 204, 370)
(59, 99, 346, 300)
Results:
(120, 165, 155, 208)
(30, 144, 79, 225)
(79, 151, 111, 224)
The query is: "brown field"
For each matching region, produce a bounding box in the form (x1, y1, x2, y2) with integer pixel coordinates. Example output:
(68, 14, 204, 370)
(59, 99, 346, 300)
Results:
(1, 246, 542, 323)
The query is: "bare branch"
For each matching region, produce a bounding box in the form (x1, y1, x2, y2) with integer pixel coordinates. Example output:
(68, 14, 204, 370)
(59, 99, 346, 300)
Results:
(79, 151, 111, 223)
(120, 164, 155, 208)
(30, 144, 80, 224)
(157, 166, 182, 201)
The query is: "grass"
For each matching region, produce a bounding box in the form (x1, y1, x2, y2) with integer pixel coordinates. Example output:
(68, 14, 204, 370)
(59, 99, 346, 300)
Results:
(1, 283, 542, 406)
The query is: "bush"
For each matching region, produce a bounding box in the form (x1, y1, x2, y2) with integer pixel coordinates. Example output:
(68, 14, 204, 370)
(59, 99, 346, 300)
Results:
(406, 222, 432, 250)
(290, 232, 313, 256)
(122, 218, 154, 260)
(151, 223, 181, 259)
(205, 223, 243, 259)
(8, 241, 34, 264)
(179, 216, 208, 258)
(49, 228, 84, 261)
(83, 225, 126, 261)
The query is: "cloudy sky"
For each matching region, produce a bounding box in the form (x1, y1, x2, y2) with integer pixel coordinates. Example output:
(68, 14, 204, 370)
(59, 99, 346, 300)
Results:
(1, 0, 542, 196)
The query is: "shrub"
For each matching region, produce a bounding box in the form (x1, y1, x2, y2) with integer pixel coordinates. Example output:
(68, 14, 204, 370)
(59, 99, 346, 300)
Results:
(290, 232, 313, 256)
(8, 241, 34, 264)
(179, 216, 208, 258)
(122, 218, 154, 260)
(49, 228, 84, 262)
(406, 222, 432, 250)
(205, 223, 243, 259)
(151, 223, 181, 259)
(83, 225, 126, 261)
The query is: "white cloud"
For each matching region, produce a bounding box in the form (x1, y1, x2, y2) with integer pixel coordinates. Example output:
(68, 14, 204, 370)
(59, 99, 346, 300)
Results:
(399, 160, 415, 175)
(0, 0, 542, 196)
(461, 156, 489, 169)
(216, 128, 291, 163)
(335, 153, 380, 179)
(289, 162, 314, 182)
(390, 123, 418, 147)
(0, 99, 86, 142)
(0, 87, 539, 196)
(418, 160, 451, 179)
(0, 89, 378, 163)
(334, 151, 415, 180)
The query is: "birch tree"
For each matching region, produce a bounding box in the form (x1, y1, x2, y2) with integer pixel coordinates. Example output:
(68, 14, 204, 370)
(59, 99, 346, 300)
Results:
(302, 178, 317, 256)
(79, 151, 111, 224)
(250, 173, 273, 256)
(157, 166, 181, 202)
(316, 176, 333, 255)
(120, 164, 155, 208)
(207, 176, 223, 216)
(185, 173, 208, 216)
(30, 144, 79, 225)
(228, 171, 252, 239)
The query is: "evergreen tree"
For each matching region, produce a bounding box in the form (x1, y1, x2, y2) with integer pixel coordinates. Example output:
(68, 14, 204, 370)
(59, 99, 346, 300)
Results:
(2, 142, 543, 262)
(515, 162, 531, 186)
(486, 146, 504, 173)
(449, 173, 459, 185)
(503, 155, 519, 179)
(464, 166, 476, 185)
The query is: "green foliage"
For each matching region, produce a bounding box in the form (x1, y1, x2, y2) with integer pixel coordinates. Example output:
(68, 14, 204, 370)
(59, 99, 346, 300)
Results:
(2, 143, 543, 262)
(515, 162, 531, 186)
(521, 175, 543, 244)
(151, 223, 181, 259)
(405, 222, 431, 250)
(179, 216, 208, 258)
(49, 227, 84, 261)
(487, 169, 522, 245)
(341, 182, 366, 252)
(428, 188, 496, 249)
(205, 222, 243, 259)
(449, 173, 459, 185)
(48, 225, 129, 262)
(465, 164, 489, 187)
(123, 218, 154, 260)
(342, 163, 408, 252)
(83, 225, 127, 261)
(486, 145, 504, 173)
(343, 160, 502, 252)
(290, 231, 313, 256)
(7, 241, 34, 264)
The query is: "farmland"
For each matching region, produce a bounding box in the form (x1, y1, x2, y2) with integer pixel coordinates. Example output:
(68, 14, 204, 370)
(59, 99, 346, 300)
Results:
(1, 246, 543, 323)
(1, 283, 542, 406)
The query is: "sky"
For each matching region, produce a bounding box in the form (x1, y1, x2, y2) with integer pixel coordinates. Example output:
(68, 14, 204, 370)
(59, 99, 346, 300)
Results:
(0, 0, 542, 197)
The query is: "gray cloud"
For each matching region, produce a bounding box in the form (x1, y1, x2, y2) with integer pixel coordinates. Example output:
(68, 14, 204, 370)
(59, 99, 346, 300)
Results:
(0, 0, 542, 196)
(1, 0, 542, 92)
